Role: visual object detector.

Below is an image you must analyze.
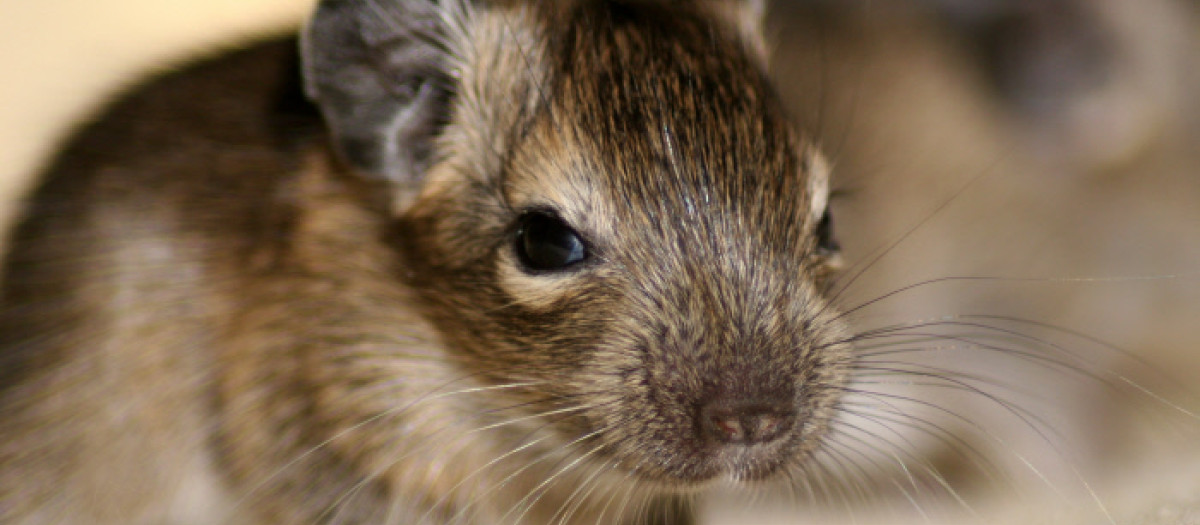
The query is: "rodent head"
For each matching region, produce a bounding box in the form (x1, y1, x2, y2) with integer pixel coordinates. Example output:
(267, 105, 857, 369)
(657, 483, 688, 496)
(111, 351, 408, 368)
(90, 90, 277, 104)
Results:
(304, 0, 849, 490)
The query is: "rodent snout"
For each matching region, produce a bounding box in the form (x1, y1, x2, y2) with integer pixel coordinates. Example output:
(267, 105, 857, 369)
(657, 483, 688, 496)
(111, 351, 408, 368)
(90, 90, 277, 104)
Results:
(698, 398, 794, 445)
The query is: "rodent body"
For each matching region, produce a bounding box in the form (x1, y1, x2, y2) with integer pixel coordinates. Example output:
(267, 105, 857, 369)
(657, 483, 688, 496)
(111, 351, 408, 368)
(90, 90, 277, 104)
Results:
(0, 1, 851, 524)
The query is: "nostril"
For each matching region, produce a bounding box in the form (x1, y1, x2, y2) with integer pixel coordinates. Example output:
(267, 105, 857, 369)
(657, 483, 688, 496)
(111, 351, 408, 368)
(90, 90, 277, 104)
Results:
(699, 400, 793, 445)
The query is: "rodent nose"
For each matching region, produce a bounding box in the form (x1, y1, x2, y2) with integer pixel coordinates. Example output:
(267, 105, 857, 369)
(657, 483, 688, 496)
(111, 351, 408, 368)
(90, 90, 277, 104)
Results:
(699, 399, 794, 445)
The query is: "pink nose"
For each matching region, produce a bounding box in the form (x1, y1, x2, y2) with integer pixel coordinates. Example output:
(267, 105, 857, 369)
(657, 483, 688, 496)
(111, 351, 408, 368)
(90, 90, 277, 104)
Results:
(699, 399, 793, 445)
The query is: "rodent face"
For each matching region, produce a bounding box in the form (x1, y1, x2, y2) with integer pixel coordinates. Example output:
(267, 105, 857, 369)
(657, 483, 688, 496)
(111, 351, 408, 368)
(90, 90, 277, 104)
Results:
(393, 1, 850, 489)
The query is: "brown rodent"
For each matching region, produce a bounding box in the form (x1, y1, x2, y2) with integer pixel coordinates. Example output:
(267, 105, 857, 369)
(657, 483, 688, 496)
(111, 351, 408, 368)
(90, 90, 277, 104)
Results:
(0, 1, 854, 524)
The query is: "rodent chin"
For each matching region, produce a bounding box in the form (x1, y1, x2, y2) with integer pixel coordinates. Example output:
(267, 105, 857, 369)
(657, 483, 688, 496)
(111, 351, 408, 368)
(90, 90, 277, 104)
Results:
(596, 409, 804, 488)
(623, 445, 803, 489)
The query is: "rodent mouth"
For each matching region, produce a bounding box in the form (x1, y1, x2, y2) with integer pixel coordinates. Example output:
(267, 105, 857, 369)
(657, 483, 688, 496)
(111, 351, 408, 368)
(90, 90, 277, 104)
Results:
(606, 417, 808, 490)
(573, 334, 847, 493)
(617, 441, 801, 491)
(583, 359, 830, 491)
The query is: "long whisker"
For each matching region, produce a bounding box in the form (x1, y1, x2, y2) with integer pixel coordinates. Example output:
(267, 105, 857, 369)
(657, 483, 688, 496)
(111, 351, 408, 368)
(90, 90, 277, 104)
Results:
(315, 385, 584, 524)
(496, 427, 612, 525)
(229, 373, 544, 513)
(409, 399, 612, 524)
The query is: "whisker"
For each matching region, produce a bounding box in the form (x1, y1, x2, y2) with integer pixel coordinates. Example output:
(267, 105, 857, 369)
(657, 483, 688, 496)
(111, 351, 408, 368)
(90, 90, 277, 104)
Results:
(317, 391, 594, 524)
(409, 398, 620, 523)
(835, 399, 1003, 484)
(549, 456, 616, 525)
(822, 154, 1008, 319)
(229, 374, 546, 514)
(499, 428, 612, 525)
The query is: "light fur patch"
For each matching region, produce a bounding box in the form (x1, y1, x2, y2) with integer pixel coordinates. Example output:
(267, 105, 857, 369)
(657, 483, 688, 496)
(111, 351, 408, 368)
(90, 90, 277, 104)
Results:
(804, 147, 831, 221)
(428, 3, 548, 190)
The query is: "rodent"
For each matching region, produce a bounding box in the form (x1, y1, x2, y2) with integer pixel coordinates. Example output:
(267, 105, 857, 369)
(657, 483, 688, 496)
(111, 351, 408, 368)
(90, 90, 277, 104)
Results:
(0, 1, 855, 524)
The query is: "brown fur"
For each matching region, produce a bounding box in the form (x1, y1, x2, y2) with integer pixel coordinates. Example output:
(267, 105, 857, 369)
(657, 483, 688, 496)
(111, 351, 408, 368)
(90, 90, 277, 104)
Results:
(0, 1, 846, 524)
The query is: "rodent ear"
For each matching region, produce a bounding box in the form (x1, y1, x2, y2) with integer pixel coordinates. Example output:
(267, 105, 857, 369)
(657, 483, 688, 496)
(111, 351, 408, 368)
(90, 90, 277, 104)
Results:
(702, 0, 769, 59)
(704, 0, 766, 23)
(740, 0, 767, 24)
(301, 0, 456, 185)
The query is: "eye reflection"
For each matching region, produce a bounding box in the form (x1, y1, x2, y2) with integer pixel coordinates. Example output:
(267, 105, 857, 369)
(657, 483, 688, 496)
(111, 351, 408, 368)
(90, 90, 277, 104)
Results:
(515, 211, 587, 272)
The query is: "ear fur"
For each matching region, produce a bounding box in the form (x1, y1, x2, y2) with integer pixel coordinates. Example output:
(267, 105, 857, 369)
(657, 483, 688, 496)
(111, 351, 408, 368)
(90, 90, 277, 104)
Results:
(701, 0, 769, 61)
(301, 0, 457, 184)
(741, 0, 767, 24)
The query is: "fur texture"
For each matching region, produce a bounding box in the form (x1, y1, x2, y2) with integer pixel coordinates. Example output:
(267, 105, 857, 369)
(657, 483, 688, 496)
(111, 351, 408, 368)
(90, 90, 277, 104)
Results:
(0, 1, 846, 524)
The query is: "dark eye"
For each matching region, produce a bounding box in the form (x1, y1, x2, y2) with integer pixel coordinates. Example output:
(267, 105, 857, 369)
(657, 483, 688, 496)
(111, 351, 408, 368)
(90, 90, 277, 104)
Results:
(815, 210, 840, 257)
(515, 211, 587, 272)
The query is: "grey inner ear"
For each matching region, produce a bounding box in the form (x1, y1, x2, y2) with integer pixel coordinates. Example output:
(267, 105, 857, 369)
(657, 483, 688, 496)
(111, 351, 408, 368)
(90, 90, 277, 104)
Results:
(301, 0, 451, 184)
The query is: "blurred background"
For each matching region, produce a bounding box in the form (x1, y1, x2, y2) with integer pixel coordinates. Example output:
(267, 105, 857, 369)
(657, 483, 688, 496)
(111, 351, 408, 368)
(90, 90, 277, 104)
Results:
(730, 1, 1200, 523)
(0, 0, 1197, 523)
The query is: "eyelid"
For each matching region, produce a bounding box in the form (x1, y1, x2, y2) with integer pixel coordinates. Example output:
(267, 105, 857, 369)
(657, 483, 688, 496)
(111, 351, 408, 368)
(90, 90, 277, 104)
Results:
(518, 206, 601, 252)
(513, 210, 591, 273)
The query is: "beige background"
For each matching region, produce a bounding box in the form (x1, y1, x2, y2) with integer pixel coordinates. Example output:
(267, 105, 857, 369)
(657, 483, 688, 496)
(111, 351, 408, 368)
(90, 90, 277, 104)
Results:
(0, 1, 1197, 524)
(0, 0, 315, 230)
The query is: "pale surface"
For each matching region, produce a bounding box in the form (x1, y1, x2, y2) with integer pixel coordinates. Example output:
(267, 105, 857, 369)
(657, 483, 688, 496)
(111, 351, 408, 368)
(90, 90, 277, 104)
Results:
(0, 0, 315, 234)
